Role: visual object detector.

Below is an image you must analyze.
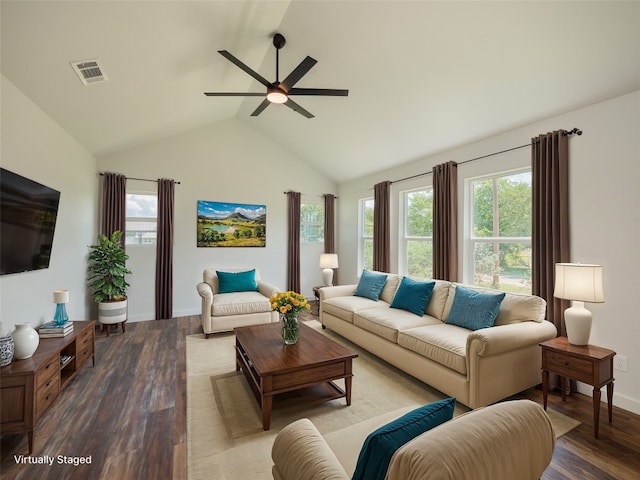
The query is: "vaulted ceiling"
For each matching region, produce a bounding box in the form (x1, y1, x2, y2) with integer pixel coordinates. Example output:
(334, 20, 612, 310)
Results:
(2, 1, 639, 182)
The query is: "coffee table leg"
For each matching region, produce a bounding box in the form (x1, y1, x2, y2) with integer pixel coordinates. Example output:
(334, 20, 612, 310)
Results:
(345, 376, 352, 406)
(262, 394, 272, 430)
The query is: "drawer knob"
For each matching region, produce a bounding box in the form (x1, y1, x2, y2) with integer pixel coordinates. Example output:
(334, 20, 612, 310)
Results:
(564, 361, 570, 366)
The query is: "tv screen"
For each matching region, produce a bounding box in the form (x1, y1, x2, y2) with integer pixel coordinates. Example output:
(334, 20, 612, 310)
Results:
(1, 168, 61, 275)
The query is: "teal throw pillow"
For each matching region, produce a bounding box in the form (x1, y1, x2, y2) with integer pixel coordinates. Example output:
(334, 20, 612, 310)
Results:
(353, 270, 388, 301)
(390, 277, 435, 316)
(352, 398, 456, 480)
(445, 286, 506, 330)
(216, 269, 258, 294)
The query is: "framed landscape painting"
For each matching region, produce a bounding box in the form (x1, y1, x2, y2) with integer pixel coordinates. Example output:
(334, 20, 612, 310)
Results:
(197, 200, 266, 247)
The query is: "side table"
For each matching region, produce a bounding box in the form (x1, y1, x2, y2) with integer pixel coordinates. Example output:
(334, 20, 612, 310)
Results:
(312, 286, 322, 316)
(540, 336, 615, 438)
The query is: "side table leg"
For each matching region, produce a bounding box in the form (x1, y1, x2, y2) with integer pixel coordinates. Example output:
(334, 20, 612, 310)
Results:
(542, 370, 549, 410)
(261, 394, 272, 431)
(607, 382, 614, 423)
(27, 430, 34, 454)
(593, 387, 601, 438)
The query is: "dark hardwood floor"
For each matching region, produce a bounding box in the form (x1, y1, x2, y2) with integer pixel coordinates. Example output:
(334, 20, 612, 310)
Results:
(1, 314, 639, 479)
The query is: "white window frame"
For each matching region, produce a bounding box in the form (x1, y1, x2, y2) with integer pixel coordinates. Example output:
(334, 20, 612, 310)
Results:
(399, 186, 433, 278)
(465, 168, 532, 293)
(358, 197, 374, 273)
(125, 190, 157, 246)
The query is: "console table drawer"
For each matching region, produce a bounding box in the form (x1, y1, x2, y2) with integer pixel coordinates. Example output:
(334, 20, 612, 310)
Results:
(36, 354, 60, 389)
(36, 375, 59, 418)
(545, 351, 593, 383)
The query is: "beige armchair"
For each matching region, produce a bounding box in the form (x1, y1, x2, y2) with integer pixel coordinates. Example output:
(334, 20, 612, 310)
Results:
(196, 268, 280, 338)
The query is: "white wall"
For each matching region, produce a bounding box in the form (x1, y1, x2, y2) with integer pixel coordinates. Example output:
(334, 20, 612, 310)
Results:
(337, 90, 640, 414)
(97, 118, 336, 321)
(0, 75, 97, 336)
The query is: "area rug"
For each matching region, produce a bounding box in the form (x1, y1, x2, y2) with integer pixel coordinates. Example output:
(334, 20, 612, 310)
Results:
(186, 320, 578, 479)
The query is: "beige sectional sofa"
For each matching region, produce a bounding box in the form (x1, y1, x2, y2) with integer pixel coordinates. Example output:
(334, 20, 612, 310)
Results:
(196, 268, 280, 337)
(272, 400, 555, 480)
(320, 274, 557, 408)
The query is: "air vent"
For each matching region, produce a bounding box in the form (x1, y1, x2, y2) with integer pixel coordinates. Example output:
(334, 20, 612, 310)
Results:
(70, 59, 108, 85)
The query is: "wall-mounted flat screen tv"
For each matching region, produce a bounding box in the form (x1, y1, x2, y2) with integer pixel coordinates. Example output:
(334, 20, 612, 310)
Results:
(1, 168, 61, 275)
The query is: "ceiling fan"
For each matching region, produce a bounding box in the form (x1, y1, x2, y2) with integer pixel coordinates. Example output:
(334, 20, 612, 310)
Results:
(204, 33, 348, 118)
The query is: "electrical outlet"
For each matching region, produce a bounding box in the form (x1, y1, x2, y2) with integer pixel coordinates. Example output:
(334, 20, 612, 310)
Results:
(614, 355, 628, 372)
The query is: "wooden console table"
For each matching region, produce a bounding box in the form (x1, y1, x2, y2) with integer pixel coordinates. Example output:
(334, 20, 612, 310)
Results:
(0, 320, 96, 452)
(540, 336, 615, 438)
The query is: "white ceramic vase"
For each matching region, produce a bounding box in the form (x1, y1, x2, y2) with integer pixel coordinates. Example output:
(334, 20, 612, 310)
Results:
(12, 323, 40, 359)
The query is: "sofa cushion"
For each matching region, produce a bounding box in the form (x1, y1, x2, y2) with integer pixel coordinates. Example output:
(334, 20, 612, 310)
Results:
(352, 398, 456, 480)
(216, 269, 259, 293)
(354, 270, 388, 301)
(398, 324, 469, 375)
(445, 286, 505, 330)
(390, 277, 435, 316)
(378, 273, 402, 304)
(211, 291, 271, 316)
(425, 280, 452, 320)
(322, 296, 384, 323)
(354, 308, 440, 343)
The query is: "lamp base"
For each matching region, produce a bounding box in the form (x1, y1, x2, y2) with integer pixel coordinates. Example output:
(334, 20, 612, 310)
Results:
(564, 301, 592, 345)
(322, 268, 334, 287)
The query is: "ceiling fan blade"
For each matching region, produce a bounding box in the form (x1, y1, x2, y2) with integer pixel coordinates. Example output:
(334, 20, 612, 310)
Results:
(284, 98, 314, 119)
(218, 50, 271, 88)
(281, 56, 317, 89)
(204, 92, 266, 96)
(251, 99, 271, 117)
(288, 88, 349, 96)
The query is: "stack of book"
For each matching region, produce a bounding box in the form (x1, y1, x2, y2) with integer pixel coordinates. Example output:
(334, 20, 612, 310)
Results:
(38, 321, 74, 338)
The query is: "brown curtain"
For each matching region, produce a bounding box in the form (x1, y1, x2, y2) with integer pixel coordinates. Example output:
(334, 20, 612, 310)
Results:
(532, 130, 570, 336)
(433, 161, 458, 281)
(373, 181, 391, 272)
(155, 179, 175, 320)
(101, 172, 126, 240)
(286, 191, 301, 292)
(323, 194, 338, 284)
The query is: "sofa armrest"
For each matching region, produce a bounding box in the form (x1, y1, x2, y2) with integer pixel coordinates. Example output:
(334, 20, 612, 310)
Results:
(386, 400, 555, 480)
(272, 418, 349, 480)
(257, 280, 280, 299)
(467, 320, 557, 356)
(196, 282, 213, 325)
(319, 284, 357, 301)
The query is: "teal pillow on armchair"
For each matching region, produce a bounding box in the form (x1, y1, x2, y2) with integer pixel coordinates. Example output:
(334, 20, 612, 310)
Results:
(216, 269, 258, 293)
(352, 397, 456, 480)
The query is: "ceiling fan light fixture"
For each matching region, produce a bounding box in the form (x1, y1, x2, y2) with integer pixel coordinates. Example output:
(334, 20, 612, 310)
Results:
(266, 87, 287, 104)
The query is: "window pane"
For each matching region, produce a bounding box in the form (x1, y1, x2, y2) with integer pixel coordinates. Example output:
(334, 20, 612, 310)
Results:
(363, 199, 374, 236)
(406, 190, 433, 237)
(473, 173, 531, 238)
(363, 238, 373, 271)
(407, 240, 433, 278)
(473, 242, 531, 293)
(300, 203, 324, 243)
(126, 193, 157, 245)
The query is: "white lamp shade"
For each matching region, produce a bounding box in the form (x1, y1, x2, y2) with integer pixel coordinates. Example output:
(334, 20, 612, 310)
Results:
(554, 263, 604, 303)
(319, 253, 339, 269)
(53, 290, 69, 304)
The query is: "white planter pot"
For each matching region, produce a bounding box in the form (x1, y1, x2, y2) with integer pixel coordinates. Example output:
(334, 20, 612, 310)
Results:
(98, 298, 128, 325)
(12, 324, 39, 359)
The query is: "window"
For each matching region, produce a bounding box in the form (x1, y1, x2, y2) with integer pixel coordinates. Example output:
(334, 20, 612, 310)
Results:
(400, 187, 433, 278)
(359, 198, 374, 272)
(467, 170, 531, 293)
(300, 202, 324, 243)
(125, 193, 157, 245)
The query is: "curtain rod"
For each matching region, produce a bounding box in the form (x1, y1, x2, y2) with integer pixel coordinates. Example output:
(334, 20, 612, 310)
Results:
(391, 127, 582, 185)
(99, 172, 181, 184)
(283, 191, 338, 199)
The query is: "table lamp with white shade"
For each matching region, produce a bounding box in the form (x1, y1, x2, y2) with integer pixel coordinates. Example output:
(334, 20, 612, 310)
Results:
(553, 263, 604, 345)
(319, 253, 339, 286)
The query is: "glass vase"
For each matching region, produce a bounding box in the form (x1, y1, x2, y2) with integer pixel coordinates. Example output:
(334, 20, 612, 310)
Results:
(54, 303, 69, 325)
(280, 315, 299, 345)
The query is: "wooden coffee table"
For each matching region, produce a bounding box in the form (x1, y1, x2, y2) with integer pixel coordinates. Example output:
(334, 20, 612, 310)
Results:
(234, 322, 358, 430)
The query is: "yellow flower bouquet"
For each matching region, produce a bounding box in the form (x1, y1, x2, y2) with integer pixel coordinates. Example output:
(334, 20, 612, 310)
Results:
(270, 291, 310, 344)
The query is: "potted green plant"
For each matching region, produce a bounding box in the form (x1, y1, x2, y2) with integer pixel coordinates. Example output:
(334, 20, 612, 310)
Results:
(87, 231, 132, 325)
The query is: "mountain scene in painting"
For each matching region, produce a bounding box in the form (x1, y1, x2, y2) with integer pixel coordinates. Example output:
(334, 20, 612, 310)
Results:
(197, 201, 266, 247)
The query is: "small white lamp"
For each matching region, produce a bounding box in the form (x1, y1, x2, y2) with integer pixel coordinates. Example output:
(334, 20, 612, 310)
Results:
(554, 263, 604, 345)
(319, 253, 339, 286)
